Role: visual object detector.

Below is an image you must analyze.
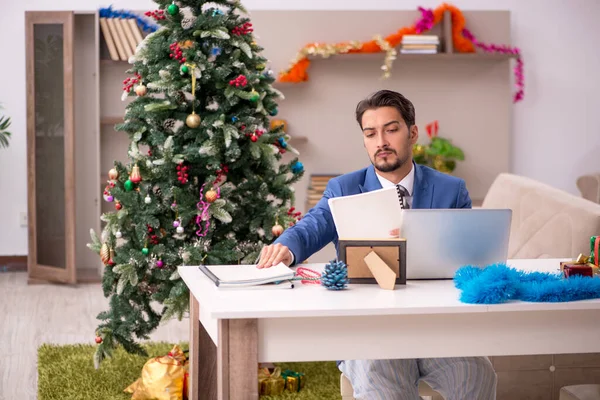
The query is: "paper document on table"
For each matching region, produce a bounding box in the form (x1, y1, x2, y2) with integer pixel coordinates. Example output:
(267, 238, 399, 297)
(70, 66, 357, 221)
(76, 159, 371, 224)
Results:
(328, 186, 404, 239)
(198, 262, 295, 288)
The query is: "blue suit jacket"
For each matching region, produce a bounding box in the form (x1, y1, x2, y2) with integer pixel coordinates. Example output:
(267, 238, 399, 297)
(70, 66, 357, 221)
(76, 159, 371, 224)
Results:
(275, 162, 472, 265)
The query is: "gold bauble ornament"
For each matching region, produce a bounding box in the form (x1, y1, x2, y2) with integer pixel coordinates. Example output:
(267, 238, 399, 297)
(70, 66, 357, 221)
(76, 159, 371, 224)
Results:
(108, 168, 119, 180)
(135, 84, 147, 96)
(271, 224, 284, 237)
(205, 189, 218, 203)
(270, 118, 288, 132)
(130, 164, 142, 184)
(186, 112, 201, 128)
(100, 243, 111, 266)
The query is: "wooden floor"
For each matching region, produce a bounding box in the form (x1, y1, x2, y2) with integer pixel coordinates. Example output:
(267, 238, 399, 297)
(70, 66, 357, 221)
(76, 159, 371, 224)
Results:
(0, 272, 189, 400)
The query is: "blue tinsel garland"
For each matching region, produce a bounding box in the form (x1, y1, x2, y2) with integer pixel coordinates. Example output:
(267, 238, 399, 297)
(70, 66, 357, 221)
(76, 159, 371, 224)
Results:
(454, 263, 600, 304)
(99, 6, 159, 34)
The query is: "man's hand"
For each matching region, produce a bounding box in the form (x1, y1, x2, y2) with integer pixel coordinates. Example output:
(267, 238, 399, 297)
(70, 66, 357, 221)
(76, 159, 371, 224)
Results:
(389, 228, 400, 238)
(256, 243, 293, 269)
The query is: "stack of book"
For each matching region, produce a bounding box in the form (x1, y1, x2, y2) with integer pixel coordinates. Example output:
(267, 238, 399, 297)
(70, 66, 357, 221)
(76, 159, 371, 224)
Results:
(400, 35, 439, 54)
(306, 174, 339, 210)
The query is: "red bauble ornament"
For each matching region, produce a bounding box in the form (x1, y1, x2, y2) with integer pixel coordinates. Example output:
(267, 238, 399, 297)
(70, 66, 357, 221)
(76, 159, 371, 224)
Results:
(250, 134, 258, 142)
(115, 201, 122, 210)
(95, 336, 103, 344)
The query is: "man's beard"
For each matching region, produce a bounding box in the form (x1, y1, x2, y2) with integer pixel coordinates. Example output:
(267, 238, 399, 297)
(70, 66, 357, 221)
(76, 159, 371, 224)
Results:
(371, 149, 406, 173)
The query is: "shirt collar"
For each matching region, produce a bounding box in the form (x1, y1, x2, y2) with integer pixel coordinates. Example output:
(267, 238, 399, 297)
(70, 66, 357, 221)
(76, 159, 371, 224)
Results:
(375, 163, 415, 195)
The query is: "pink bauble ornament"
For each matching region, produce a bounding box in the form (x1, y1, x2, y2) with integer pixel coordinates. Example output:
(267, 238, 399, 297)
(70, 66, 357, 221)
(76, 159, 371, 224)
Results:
(156, 260, 164, 268)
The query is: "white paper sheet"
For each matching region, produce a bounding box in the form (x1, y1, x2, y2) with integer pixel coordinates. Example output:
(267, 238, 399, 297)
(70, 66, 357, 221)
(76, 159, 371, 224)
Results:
(328, 186, 404, 239)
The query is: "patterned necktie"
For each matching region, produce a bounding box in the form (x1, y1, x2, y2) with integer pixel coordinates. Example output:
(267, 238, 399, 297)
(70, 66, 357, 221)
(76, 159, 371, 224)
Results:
(396, 184, 411, 209)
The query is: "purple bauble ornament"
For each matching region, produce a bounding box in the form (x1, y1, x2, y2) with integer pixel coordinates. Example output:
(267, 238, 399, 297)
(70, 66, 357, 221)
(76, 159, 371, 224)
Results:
(156, 260, 164, 268)
(173, 220, 180, 228)
(106, 195, 114, 202)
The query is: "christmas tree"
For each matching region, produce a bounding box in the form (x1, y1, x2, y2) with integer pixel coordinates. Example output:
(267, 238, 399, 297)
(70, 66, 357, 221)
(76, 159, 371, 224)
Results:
(88, 0, 304, 367)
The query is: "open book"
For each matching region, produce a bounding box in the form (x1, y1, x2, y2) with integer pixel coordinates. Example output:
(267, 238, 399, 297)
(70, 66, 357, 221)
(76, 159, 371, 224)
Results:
(198, 262, 295, 289)
(328, 186, 405, 239)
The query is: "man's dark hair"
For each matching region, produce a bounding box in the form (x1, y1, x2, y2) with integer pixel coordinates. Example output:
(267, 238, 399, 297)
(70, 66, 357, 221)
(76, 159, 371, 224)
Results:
(355, 90, 416, 129)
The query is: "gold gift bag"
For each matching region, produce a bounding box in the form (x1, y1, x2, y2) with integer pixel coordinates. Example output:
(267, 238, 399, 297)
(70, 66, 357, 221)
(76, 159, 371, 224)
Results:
(124, 345, 188, 400)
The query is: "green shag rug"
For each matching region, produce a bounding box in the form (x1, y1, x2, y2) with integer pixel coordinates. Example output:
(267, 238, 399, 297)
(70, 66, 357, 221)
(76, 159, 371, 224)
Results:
(38, 342, 341, 400)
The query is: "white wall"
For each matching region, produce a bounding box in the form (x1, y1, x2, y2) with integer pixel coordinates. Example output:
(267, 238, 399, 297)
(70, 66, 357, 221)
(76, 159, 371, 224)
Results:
(1, 0, 599, 256)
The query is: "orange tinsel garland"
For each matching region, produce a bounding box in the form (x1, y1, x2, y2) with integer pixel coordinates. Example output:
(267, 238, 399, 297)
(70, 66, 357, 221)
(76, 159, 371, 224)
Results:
(278, 3, 475, 83)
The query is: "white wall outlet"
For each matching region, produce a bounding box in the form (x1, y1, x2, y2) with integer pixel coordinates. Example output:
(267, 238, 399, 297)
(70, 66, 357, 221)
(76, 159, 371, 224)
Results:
(19, 212, 27, 227)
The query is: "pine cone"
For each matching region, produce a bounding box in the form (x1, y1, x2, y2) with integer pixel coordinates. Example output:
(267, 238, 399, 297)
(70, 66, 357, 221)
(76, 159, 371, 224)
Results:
(181, 16, 197, 30)
(163, 119, 176, 131)
(320, 260, 348, 290)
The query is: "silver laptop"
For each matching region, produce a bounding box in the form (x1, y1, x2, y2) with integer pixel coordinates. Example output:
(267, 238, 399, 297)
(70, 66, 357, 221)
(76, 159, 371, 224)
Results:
(400, 208, 512, 280)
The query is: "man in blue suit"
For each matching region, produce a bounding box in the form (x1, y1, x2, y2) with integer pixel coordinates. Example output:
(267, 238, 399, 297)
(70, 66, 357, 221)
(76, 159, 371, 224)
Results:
(258, 90, 497, 399)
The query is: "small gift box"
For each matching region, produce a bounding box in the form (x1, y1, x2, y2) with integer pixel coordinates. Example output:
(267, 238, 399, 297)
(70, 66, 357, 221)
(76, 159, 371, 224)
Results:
(258, 367, 285, 396)
(564, 264, 594, 278)
(282, 369, 306, 392)
(592, 236, 599, 266)
(560, 254, 599, 276)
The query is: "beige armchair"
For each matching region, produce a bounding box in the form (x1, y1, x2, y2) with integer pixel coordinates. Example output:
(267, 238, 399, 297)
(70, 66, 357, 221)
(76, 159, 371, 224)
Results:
(482, 173, 600, 259)
(577, 173, 600, 204)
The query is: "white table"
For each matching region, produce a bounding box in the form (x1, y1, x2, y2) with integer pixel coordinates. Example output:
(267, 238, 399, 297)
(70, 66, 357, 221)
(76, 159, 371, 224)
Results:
(179, 258, 600, 400)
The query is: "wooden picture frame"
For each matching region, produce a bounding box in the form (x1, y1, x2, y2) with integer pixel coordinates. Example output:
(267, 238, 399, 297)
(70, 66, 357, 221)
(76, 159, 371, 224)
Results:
(338, 239, 406, 285)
